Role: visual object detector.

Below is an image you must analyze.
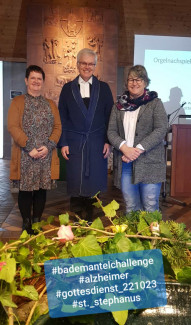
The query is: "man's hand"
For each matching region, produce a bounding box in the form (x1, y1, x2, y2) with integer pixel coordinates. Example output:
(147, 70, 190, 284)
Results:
(61, 146, 69, 160)
(103, 143, 111, 159)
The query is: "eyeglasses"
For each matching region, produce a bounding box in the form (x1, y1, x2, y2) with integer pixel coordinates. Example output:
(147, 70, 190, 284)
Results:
(78, 62, 96, 68)
(127, 78, 143, 84)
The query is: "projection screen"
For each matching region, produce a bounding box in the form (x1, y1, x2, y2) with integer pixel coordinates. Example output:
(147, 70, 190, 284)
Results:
(134, 35, 191, 125)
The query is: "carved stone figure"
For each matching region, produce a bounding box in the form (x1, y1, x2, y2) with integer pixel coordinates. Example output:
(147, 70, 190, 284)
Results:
(51, 39, 61, 60)
(43, 39, 61, 64)
(64, 48, 76, 72)
(87, 36, 103, 61)
(43, 39, 52, 63)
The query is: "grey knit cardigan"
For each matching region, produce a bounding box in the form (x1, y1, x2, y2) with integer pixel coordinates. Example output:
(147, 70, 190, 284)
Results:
(107, 97, 168, 188)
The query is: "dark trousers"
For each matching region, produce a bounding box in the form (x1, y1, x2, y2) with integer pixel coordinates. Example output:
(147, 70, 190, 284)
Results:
(18, 189, 46, 228)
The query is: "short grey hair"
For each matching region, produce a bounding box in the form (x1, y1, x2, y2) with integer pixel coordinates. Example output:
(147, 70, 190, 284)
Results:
(77, 48, 97, 65)
(128, 65, 150, 87)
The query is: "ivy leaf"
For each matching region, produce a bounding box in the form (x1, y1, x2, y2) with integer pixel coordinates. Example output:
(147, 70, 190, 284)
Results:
(20, 260, 32, 279)
(93, 201, 102, 208)
(14, 285, 39, 300)
(19, 246, 30, 257)
(71, 235, 102, 257)
(137, 216, 151, 236)
(33, 263, 42, 274)
(15, 254, 26, 263)
(116, 235, 132, 253)
(112, 310, 128, 325)
(32, 220, 46, 232)
(59, 213, 69, 225)
(0, 291, 17, 307)
(47, 215, 54, 224)
(0, 258, 16, 283)
(176, 267, 191, 284)
(33, 248, 42, 264)
(159, 222, 173, 238)
(36, 234, 46, 244)
(19, 230, 29, 240)
(103, 200, 119, 218)
(91, 217, 104, 230)
(97, 237, 109, 243)
(130, 238, 144, 251)
(89, 218, 105, 236)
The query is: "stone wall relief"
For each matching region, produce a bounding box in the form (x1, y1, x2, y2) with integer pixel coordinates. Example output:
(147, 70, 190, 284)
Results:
(86, 9, 103, 23)
(63, 40, 78, 73)
(43, 38, 62, 64)
(31, 6, 116, 103)
(60, 12, 83, 37)
(44, 89, 60, 104)
(55, 76, 73, 88)
(87, 35, 103, 62)
(44, 7, 59, 26)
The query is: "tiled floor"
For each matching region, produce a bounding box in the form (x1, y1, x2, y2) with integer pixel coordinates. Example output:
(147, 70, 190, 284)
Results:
(1, 159, 191, 243)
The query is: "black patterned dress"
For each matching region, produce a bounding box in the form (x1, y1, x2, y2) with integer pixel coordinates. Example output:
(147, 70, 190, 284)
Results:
(18, 94, 56, 191)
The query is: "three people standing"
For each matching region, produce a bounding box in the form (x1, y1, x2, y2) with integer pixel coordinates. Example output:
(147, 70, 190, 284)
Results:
(8, 57, 167, 233)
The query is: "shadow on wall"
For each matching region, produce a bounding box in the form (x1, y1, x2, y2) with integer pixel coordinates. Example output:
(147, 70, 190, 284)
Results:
(163, 87, 185, 125)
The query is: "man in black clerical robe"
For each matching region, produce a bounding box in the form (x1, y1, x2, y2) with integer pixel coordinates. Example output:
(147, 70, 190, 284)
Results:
(58, 48, 114, 219)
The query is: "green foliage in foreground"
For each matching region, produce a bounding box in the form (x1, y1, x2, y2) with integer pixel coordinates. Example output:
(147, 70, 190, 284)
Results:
(0, 198, 190, 325)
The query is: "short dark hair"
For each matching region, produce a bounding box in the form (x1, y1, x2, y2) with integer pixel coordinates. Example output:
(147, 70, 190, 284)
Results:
(25, 65, 45, 80)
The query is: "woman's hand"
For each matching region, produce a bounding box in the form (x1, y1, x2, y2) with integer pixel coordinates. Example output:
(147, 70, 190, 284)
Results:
(29, 148, 41, 159)
(29, 146, 48, 159)
(121, 155, 131, 163)
(37, 146, 48, 159)
(120, 144, 141, 161)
